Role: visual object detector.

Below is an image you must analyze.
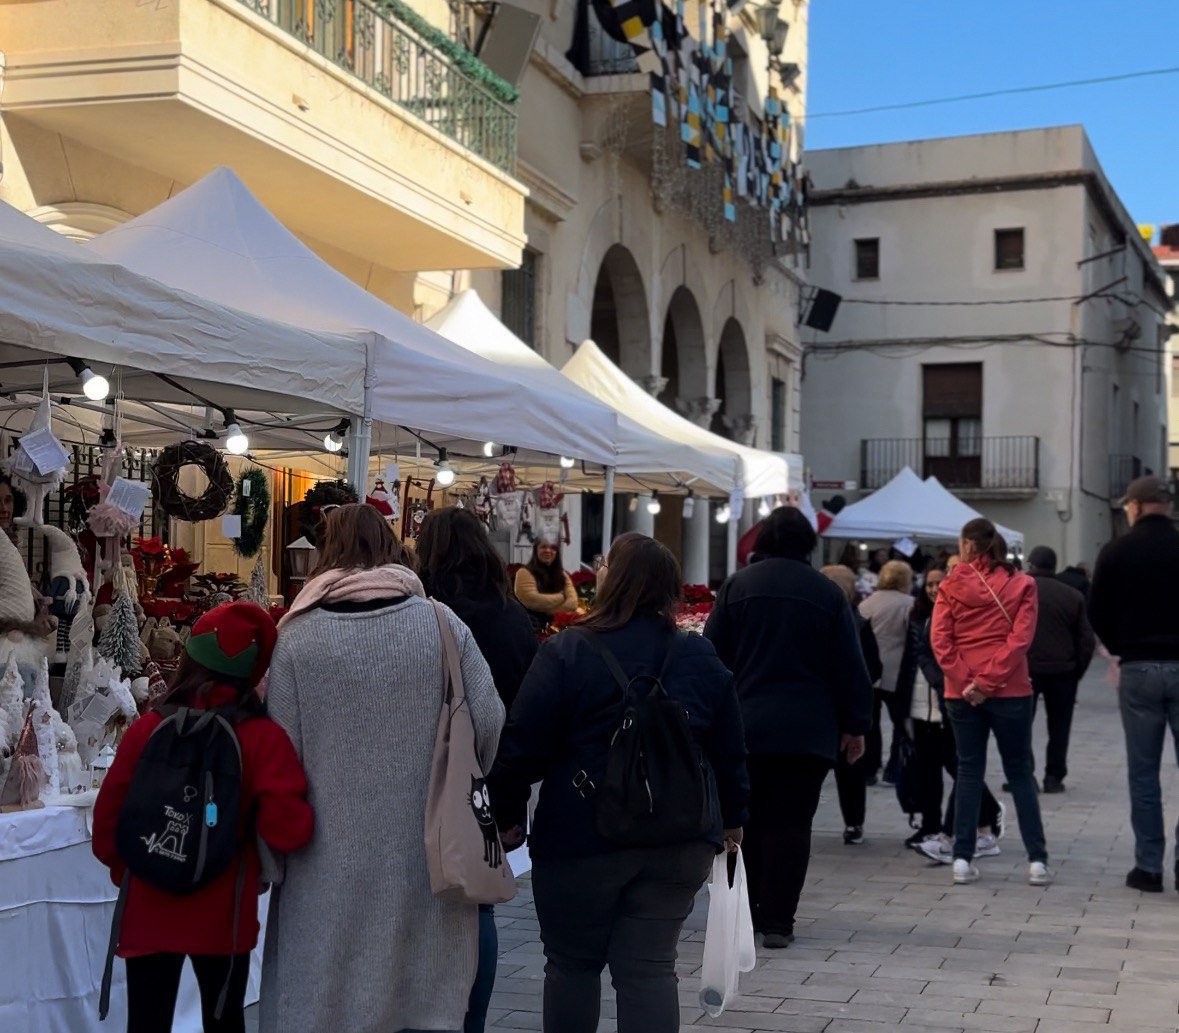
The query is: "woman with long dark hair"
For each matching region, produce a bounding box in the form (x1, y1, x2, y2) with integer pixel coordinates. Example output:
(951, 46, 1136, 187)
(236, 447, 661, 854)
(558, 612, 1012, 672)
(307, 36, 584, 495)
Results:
(261, 504, 504, 1033)
(416, 506, 536, 1033)
(513, 537, 578, 622)
(932, 518, 1049, 886)
(489, 532, 748, 1033)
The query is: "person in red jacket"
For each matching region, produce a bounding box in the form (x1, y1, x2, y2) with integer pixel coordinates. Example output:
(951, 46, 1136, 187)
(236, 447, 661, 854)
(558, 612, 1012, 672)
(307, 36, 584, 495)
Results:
(932, 519, 1050, 888)
(93, 601, 313, 1033)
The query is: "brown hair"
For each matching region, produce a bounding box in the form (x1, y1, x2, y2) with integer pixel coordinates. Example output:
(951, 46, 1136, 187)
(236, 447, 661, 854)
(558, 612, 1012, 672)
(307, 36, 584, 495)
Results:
(524, 537, 566, 594)
(416, 506, 508, 600)
(877, 559, 914, 593)
(310, 503, 416, 577)
(960, 518, 1013, 573)
(820, 564, 856, 605)
(159, 652, 265, 717)
(581, 533, 682, 633)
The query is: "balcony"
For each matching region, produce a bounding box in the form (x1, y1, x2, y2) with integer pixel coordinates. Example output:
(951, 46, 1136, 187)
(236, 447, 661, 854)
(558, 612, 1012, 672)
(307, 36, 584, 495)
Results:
(861, 437, 1040, 498)
(1109, 455, 1143, 501)
(585, 17, 640, 77)
(0, 0, 526, 271)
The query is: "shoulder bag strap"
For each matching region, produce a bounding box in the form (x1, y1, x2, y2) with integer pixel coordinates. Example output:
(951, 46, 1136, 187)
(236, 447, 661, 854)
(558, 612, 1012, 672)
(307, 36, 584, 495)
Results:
(430, 599, 465, 705)
(575, 629, 631, 694)
(968, 565, 1015, 628)
(98, 870, 131, 1020)
(656, 630, 688, 684)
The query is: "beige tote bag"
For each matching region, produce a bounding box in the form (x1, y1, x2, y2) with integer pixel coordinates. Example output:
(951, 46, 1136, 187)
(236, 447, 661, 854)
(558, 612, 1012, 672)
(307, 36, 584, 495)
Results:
(424, 600, 517, 904)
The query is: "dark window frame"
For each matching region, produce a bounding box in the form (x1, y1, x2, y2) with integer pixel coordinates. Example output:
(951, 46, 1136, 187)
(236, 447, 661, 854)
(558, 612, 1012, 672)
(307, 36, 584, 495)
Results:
(994, 228, 1025, 271)
(853, 237, 880, 281)
(771, 377, 787, 452)
(501, 248, 539, 349)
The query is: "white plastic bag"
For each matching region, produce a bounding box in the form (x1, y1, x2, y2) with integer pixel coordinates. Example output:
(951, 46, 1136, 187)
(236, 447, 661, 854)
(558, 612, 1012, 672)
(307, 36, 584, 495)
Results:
(698, 847, 757, 1016)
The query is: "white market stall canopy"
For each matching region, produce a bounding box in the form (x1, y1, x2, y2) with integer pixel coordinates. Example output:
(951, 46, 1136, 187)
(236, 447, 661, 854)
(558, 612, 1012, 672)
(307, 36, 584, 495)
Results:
(0, 197, 368, 417)
(86, 168, 619, 467)
(825, 467, 1024, 548)
(562, 340, 799, 499)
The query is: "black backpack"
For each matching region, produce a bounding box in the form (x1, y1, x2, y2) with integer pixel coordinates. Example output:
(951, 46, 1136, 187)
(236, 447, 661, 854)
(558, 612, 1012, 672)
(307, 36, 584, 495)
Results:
(574, 630, 716, 847)
(100, 705, 247, 1021)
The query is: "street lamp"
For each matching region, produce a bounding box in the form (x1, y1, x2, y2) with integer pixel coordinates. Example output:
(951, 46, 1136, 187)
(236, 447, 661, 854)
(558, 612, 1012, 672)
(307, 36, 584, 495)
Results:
(752, 3, 780, 43)
(770, 21, 789, 58)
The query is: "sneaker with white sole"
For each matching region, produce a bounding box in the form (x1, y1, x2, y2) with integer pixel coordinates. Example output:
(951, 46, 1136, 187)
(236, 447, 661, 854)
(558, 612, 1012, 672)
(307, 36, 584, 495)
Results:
(917, 834, 953, 864)
(975, 832, 1001, 858)
(953, 858, 980, 884)
(1029, 861, 1053, 886)
(993, 800, 1007, 840)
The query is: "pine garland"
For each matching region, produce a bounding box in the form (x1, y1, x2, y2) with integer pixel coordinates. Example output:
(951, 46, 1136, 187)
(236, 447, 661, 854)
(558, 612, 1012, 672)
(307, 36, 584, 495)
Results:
(375, 0, 519, 105)
(232, 468, 271, 559)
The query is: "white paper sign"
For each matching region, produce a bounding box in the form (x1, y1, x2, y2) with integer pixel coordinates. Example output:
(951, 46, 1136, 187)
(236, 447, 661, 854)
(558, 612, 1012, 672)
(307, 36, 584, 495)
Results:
(17, 427, 69, 476)
(385, 462, 400, 485)
(108, 477, 151, 520)
(893, 536, 918, 558)
(221, 514, 243, 539)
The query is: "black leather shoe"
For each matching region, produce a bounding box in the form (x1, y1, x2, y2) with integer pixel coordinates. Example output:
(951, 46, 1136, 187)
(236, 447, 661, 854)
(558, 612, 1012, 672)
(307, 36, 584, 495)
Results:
(1042, 777, 1065, 794)
(1126, 867, 1164, 893)
(762, 932, 795, 949)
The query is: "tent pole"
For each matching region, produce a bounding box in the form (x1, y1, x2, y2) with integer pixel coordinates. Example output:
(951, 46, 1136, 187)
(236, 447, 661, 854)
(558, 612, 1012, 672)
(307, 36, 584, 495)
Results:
(726, 511, 738, 575)
(601, 466, 616, 558)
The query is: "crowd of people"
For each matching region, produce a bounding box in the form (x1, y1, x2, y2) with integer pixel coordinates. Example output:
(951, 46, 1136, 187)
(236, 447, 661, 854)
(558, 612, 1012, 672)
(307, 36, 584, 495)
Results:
(88, 472, 1179, 1033)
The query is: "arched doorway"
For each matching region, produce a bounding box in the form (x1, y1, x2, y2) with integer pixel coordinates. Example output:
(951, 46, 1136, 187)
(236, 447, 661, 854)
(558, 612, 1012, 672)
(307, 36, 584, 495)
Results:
(659, 286, 708, 413)
(590, 244, 650, 378)
(712, 318, 754, 443)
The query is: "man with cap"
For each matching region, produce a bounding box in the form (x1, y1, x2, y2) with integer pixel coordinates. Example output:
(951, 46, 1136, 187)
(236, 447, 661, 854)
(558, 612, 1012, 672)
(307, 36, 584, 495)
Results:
(1089, 475, 1179, 893)
(1026, 545, 1095, 794)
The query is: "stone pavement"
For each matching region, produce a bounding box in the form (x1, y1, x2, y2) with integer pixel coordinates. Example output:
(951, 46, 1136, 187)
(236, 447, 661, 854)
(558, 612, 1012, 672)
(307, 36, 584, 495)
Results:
(485, 659, 1179, 1033)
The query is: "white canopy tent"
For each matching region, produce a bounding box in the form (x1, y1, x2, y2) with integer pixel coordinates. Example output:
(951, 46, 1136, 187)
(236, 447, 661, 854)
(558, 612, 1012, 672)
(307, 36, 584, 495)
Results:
(825, 467, 1024, 549)
(0, 196, 369, 419)
(86, 168, 621, 482)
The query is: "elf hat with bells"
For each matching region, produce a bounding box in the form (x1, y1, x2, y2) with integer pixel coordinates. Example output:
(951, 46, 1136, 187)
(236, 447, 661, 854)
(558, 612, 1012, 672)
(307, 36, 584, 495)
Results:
(185, 601, 277, 688)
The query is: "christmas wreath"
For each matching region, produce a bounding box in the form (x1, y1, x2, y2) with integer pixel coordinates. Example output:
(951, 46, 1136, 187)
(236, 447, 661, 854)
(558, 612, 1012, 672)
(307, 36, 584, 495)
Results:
(299, 479, 359, 544)
(151, 441, 233, 522)
(231, 468, 271, 559)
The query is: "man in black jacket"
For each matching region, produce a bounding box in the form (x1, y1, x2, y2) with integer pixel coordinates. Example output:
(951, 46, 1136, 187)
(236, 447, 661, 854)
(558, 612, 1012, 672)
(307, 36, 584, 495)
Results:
(1089, 476, 1179, 894)
(1026, 546, 1096, 794)
(705, 507, 873, 947)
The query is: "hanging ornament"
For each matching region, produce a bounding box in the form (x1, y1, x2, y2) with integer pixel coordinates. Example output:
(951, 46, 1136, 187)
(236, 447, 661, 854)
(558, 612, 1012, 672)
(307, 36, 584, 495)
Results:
(151, 441, 233, 523)
(366, 477, 395, 517)
(538, 481, 564, 510)
(0, 704, 45, 812)
(231, 468, 271, 559)
(494, 461, 517, 495)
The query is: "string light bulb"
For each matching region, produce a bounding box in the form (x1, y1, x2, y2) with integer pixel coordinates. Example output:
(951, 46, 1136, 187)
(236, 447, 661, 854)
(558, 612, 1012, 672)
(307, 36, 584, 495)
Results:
(324, 421, 347, 453)
(715, 504, 731, 525)
(559, 456, 576, 469)
(646, 492, 661, 516)
(434, 449, 456, 488)
(758, 497, 772, 518)
(223, 412, 249, 455)
(483, 441, 497, 458)
(682, 493, 696, 520)
(66, 358, 110, 401)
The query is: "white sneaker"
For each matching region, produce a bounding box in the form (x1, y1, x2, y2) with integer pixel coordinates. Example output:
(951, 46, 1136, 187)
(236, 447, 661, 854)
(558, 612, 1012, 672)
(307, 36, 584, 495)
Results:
(993, 800, 1007, 840)
(975, 832, 1001, 858)
(917, 834, 953, 864)
(1029, 861, 1053, 886)
(953, 858, 980, 884)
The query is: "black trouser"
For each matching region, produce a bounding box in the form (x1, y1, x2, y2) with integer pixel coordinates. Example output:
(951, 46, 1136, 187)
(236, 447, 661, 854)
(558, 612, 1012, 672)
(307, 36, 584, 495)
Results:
(1032, 670, 1081, 782)
(531, 841, 713, 1033)
(912, 718, 1003, 835)
(865, 689, 906, 778)
(745, 753, 831, 937)
(833, 747, 867, 827)
(125, 952, 250, 1033)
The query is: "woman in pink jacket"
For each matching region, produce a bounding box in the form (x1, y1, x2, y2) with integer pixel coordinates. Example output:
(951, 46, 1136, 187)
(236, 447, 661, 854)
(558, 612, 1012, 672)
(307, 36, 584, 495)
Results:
(932, 519, 1051, 887)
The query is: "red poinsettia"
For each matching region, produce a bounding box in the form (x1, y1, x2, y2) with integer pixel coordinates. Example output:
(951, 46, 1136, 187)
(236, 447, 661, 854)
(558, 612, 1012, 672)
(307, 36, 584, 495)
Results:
(682, 584, 715, 605)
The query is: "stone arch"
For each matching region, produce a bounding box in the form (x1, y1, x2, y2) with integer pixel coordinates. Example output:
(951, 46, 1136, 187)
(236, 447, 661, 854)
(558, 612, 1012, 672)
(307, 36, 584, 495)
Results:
(659, 286, 710, 419)
(25, 202, 132, 242)
(713, 318, 754, 443)
(590, 244, 652, 380)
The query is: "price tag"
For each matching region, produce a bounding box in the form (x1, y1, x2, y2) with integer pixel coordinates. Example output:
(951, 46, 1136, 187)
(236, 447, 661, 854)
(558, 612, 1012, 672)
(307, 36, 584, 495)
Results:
(108, 478, 150, 520)
(221, 514, 243, 539)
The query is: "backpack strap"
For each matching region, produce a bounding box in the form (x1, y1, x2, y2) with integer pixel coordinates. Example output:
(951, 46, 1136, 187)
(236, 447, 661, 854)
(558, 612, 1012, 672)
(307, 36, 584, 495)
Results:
(578, 628, 687, 695)
(212, 855, 250, 1021)
(98, 870, 131, 1020)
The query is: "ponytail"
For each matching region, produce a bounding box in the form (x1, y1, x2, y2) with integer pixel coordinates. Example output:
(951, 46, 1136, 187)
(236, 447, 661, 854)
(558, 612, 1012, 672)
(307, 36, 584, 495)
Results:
(960, 518, 1013, 573)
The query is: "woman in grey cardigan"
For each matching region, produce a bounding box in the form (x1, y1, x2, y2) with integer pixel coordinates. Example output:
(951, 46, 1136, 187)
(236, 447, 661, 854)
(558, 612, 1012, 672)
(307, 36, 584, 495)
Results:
(259, 504, 504, 1033)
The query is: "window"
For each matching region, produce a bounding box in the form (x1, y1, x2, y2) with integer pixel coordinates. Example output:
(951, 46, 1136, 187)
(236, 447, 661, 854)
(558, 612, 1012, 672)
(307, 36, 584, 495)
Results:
(501, 249, 538, 349)
(771, 377, 787, 452)
(994, 228, 1025, 271)
(922, 364, 983, 487)
(854, 238, 879, 280)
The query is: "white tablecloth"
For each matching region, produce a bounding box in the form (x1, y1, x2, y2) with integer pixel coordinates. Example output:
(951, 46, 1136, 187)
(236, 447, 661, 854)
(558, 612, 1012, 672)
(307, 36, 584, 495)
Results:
(0, 805, 266, 1033)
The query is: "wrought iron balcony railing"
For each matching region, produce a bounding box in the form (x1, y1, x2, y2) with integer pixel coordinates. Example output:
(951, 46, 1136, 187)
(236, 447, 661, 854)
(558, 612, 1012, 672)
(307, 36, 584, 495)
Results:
(861, 436, 1040, 492)
(238, 0, 518, 172)
(585, 15, 640, 75)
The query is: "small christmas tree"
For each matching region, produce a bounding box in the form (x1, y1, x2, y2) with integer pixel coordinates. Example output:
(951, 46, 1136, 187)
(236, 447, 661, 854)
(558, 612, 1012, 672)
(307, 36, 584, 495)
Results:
(0, 655, 23, 750)
(97, 584, 142, 679)
(246, 553, 268, 609)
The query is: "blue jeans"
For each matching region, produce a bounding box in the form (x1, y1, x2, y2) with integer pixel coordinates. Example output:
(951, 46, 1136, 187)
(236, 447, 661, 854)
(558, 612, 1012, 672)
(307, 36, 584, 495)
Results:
(1118, 661, 1179, 874)
(463, 904, 498, 1033)
(946, 696, 1047, 863)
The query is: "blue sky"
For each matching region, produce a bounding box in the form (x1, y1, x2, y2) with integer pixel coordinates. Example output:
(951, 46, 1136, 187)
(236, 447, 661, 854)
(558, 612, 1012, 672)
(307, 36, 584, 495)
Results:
(804, 1, 1179, 231)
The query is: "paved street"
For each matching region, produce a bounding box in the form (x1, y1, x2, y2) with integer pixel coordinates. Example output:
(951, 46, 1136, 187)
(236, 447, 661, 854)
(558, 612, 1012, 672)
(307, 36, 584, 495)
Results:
(485, 658, 1179, 1032)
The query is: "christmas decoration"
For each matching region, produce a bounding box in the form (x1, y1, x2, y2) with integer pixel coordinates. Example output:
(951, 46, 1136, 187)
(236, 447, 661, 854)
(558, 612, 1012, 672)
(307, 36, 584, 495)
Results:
(0, 705, 45, 812)
(31, 697, 59, 801)
(151, 441, 233, 522)
(246, 553, 268, 608)
(366, 478, 395, 517)
(494, 461, 517, 494)
(231, 468, 271, 558)
(97, 573, 143, 678)
(300, 480, 359, 544)
(4, 368, 69, 524)
(538, 481, 564, 510)
(0, 654, 23, 748)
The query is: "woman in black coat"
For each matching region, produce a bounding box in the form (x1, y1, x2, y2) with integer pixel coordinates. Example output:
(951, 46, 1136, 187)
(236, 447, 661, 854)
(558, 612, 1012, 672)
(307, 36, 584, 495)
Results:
(489, 532, 748, 1033)
(416, 506, 538, 1033)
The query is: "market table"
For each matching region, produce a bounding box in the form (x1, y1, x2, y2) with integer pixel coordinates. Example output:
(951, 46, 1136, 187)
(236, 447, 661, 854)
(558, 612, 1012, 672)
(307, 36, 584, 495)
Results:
(0, 804, 265, 1033)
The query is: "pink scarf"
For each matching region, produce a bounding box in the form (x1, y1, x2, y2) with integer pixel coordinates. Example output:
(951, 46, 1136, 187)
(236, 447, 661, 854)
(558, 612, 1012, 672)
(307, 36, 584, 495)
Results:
(279, 563, 425, 629)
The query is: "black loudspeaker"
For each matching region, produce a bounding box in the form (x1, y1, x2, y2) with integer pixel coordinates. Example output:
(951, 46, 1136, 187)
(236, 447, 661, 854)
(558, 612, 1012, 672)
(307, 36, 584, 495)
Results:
(802, 288, 842, 332)
(477, 6, 543, 88)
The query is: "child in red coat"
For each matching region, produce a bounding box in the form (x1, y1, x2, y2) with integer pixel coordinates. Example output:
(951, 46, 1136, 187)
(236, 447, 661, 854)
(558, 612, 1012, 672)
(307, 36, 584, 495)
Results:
(93, 601, 313, 1033)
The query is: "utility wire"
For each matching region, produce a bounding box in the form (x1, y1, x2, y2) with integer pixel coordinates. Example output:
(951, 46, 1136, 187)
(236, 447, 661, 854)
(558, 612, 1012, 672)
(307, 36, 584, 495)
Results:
(804, 65, 1179, 120)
